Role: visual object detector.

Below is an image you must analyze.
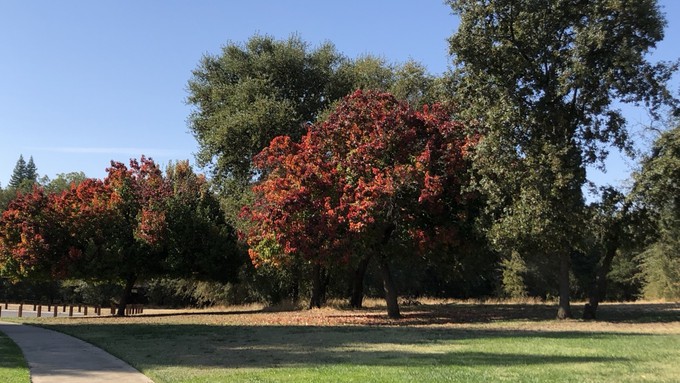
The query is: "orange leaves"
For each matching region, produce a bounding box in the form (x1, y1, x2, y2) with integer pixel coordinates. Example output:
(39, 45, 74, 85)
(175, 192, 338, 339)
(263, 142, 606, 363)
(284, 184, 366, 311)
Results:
(135, 209, 167, 247)
(0, 187, 67, 279)
(242, 89, 476, 268)
(2, 156, 238, 286)
(419, 172, 444, 204)
(0, 156, 178, 281)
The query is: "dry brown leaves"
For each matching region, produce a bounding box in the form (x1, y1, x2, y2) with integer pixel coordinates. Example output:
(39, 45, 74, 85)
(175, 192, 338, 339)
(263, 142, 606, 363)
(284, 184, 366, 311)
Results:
(30, 301, 680, 335)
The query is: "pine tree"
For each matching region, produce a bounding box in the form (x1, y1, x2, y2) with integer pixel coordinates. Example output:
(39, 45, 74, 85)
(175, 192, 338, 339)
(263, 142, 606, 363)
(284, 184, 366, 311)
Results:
(8, 155, 27, 189)
(25, 156, 38, 183)
(8, 155, 38, 190)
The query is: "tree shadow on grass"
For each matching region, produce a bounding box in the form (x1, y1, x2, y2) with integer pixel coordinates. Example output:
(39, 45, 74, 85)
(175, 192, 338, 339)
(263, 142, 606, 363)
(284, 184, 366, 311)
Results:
(57, 301, 679, 326)
(593, 303, 680, 323)
(321, 302, 680, 326)
(0, 332, 28, 371)
(39, 323, 645, 370)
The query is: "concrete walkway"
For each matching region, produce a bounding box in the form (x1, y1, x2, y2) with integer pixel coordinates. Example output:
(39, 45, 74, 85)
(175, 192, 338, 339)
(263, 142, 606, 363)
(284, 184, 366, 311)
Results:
(0, 321, 153, 383)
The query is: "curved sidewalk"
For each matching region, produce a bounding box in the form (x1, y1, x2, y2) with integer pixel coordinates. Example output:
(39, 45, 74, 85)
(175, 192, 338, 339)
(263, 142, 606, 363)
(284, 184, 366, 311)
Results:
(0, 321, 153, 383)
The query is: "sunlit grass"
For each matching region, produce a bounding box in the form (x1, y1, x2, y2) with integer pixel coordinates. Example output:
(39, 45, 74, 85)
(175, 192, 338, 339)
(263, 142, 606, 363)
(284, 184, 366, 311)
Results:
(0, 332, 29, 383)
(13, 301, 679, 383)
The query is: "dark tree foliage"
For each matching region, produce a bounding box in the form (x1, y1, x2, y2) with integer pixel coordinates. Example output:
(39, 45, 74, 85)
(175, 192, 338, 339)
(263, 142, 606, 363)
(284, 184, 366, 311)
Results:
(632, 120, 680, 300)
(8, 155, 38, 190)
(186, 35, 351, 204)
(8, 155, 27, 189)
(447, 0, 678, 318)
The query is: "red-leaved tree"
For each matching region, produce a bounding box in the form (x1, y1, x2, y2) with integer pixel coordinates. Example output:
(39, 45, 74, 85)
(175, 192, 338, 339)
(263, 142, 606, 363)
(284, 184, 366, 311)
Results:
(242, 90, 474, 318)
(0, 187, 71, 280)
(0, 157, 239, 315)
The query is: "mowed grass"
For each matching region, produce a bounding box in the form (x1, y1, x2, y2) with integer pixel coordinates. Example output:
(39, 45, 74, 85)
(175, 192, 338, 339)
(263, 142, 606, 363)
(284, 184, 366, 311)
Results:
(16, 302, 680, 383)
(0, 332, 30, 383)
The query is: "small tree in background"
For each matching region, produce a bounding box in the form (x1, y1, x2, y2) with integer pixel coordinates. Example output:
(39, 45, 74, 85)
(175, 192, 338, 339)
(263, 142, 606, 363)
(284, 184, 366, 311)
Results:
(8, 155, 28, 189)
(8, 155, 39, 191)
(25, 156, 38, 184)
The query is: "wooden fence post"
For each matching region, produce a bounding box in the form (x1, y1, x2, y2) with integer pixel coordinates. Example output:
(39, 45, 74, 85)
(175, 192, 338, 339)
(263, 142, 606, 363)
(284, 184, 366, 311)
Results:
(68, 305, 73, 317)
(83, 306, 88, 315)
(0, 305, 2, 317)
(53, 305, 58, 317)
(18, 303, 23, 317)
(37, 305, 42, 317)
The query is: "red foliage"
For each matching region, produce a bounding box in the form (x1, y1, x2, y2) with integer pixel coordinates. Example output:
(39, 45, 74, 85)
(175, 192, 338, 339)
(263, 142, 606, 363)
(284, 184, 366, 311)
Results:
(0, 157, 172, 280)
(241, 90, 474, 267)
(104, 156, 171, 249)
(0, 187, 70, 278)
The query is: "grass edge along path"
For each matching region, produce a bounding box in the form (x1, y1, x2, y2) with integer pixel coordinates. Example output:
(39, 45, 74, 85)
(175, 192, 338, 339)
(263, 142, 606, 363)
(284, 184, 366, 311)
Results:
(0, 331, 30, 383)
(17, 302, 680, 383)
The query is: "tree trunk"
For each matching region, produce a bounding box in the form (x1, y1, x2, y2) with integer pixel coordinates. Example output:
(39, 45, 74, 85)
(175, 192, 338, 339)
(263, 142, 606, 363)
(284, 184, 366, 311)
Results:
(320, 267, 330, 304)
(583, 234, 618, 320)
(377, 255, 400, 319)
(116, 274, 137, 317)
(349, 253, 372, 308)
(309, 264, 323, 309)
(556, 252, 572, 319)
(290, 263, 301, 304)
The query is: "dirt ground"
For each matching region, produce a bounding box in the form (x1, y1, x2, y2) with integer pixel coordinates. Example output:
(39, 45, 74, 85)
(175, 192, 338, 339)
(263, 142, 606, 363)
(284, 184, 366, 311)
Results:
(24, 300, 680, 334)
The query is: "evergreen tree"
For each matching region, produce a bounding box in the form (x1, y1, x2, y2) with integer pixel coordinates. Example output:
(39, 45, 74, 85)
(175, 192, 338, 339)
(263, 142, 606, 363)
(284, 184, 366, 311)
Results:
(8, 154, 38, 191)
(25, 156, 38, 183)
(8, 155, 27, 189)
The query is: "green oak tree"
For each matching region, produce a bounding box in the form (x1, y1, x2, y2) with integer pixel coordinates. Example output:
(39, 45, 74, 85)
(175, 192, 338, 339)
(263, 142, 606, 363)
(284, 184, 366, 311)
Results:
(632, 120, 680, 300)
(186, 34, 352, 218)
(0, 184, 14, 212)
(44, 172, 88, 194)
(447, 0, 678, 318)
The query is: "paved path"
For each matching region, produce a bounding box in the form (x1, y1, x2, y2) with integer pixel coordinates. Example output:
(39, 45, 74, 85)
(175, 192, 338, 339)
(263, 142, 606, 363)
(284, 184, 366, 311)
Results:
(0, 309, 86, 318)
(0, 321, 153, 383)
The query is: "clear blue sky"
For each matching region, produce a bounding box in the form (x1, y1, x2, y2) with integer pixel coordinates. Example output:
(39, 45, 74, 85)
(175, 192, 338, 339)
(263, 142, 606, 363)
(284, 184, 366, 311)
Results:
(1, 1, 678, 193)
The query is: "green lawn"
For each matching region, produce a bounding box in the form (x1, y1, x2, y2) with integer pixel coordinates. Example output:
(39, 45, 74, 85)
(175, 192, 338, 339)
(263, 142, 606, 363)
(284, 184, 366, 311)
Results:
(0, 332, 30, 383)
(25, 302, 680, 383)
(38, 324, 680, 383)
